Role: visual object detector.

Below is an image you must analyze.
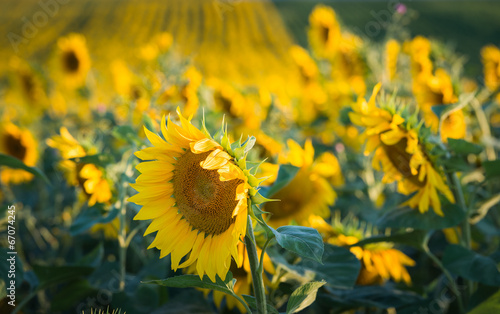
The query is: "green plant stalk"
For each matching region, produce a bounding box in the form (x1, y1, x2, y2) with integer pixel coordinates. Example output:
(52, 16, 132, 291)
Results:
(424, 244, 465, 314)
(231, 291, 253, 314)
(118, 157, 134, 291)
(450, 172, 475, 302)
(245, 214, 267, 314)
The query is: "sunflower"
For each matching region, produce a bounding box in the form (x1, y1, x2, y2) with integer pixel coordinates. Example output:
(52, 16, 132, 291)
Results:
(308, 5, 341, 59)
(311, 214, 416, 285)
(0, 123, 38, 184)
(481, 44, 500, 102)
(57, 33, 91, 88)
(208, 78, 265, 131)
(46, 127, 86, 186)
(129, 109, 262, 282)
(385, 39, 401, 82)
(79, 164, 112, 207)
(349, 84, 455, 216)
(187, 241, 275, 313)
(8, 56, 48, 114)
(261, 139, 343, 228)
(47, 127, 112, 206)
(404, 36, 433, 80)
(413, 68, 466, 142)
(289, 45, 328, 124)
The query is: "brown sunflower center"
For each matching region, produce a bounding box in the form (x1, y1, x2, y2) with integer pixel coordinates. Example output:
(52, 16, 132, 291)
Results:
(20, 72, 36, 102)
(173, 150, 242, 235)
(381, 136, 426, 187)
(320, 24, 330, 45)
(264, 170, 314, 220)
(63, 50, 80, 73)
(229, 257, 248, 279)
(4, 133, 27, 161)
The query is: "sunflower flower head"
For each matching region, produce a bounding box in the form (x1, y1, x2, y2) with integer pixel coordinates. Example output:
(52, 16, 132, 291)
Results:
(308, 5, 341, 59)
(324, 214, 416, 285)
(56, 33, 91, 88)
(47, 127, 112, 206)
(349, 84, 455, 216)
(0, 123, 38, 184)
(129, 109, 269, 282)
(261, 139, 343, 228)
(481, 44, 500, 103)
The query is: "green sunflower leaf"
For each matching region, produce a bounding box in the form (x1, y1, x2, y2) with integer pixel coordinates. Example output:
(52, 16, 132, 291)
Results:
(442, 245, 500, 286)
(468, 290, 500, 314)
(378, 203, 465, 230)
(0, 153, 50, 185)
(286, 281, 326, 314)
(350, 230, 428, 251)
(483, 160, 500, 180)
(33, 265, 95, 290)
(447, 138, 483, 155)
(143, 273, 236, 295)
(69, 154, 114, 168)
(272, 226, 324, 263)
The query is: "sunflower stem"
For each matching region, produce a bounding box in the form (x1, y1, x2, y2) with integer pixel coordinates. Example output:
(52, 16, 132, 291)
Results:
(424, 242, 465, 314)
(245, 215, 268, 314)
(450, 171, 474, 302)
(118, 153, 134, 291)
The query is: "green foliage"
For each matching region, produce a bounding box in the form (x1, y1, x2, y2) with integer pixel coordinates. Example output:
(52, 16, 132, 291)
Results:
(271, 226, 324, 263)
(286, 281, 326, 313)
(378, 203, 466, 230)
(442, 245, 500, 286)
(0, 153, 50, 184)
(144, 273, 235, 295)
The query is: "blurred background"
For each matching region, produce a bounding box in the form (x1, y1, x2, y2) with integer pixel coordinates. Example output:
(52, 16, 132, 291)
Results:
(1, 0, 499, 81)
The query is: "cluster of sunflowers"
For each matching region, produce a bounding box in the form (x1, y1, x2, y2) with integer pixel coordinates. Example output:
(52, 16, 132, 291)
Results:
(1, 2, 500, 314)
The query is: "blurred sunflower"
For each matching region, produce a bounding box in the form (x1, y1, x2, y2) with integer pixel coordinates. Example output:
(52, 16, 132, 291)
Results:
(261, 139, 343, 228)
(334, 32, 366, 96)
(290, 45, 328, 124)
(404, 36, 433, 80)
(187, 241, 275, 313)
(56, 33, 91, 88)
(310, 214, 415, 285)
(47, 127, 112, 206)
(308, 4, 341, 59)
(7, 57, 48, 120)
(349, 84, 455, 216)
(130, 109, 264, 281)
(0, 123, 38, 184)
(481, 44, 500, 102)
(385, 39, 401, 82)
(208, 78, 265, 131)
(413, 68, 466, 142)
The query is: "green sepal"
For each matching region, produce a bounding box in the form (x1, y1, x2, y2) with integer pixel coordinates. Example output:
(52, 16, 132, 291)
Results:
(251, 190, 276, 204)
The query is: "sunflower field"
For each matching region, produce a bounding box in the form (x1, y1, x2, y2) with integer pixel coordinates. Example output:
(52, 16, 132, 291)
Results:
(1, 0, 500, 313)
